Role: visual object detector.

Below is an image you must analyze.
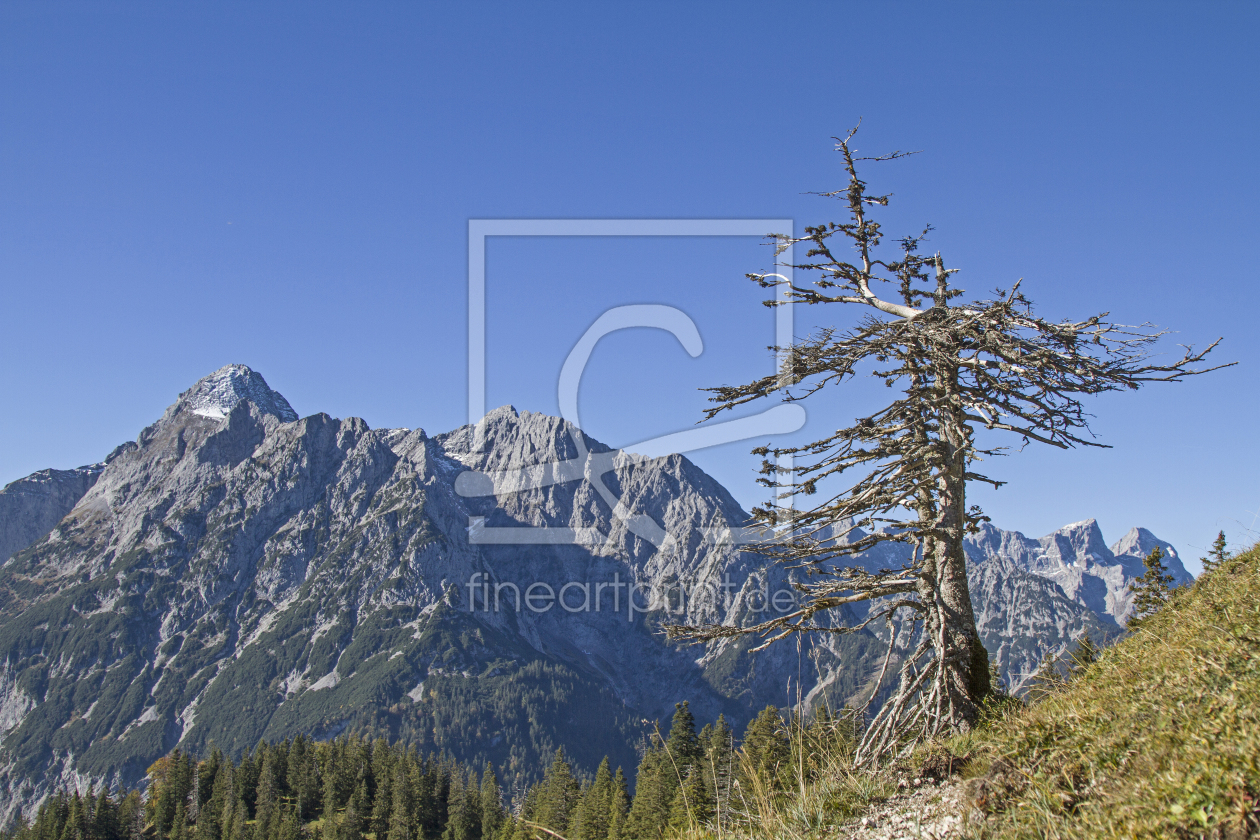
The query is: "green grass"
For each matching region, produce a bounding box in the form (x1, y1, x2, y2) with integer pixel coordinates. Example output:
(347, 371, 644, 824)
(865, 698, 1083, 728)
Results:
(957, 542, 1260, 838)
(658, 543, 1260, 840)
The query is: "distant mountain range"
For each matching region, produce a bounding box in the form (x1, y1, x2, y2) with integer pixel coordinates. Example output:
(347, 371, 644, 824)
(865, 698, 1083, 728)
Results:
(0, 365, 1191, 822)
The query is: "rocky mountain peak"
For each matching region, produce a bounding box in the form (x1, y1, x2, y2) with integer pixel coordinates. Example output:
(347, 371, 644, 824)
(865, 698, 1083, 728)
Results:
(1110, 527, 1191, 582)
(175, 364, 298, 423)
(436, 405, 611, 472)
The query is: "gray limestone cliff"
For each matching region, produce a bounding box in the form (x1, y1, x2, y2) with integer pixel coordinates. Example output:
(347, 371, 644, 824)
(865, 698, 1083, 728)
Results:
(0, 365, 1188, 822)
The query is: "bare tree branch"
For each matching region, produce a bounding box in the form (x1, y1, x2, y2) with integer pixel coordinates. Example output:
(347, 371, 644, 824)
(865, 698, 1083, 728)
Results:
(672, 125, 1231, 765)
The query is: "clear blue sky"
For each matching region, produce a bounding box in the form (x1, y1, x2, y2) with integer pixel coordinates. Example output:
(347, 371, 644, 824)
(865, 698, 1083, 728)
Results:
(2, 2, 1256, 572)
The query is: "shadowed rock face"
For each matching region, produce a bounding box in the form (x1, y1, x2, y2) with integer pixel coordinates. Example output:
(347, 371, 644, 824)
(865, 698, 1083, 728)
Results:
(0, 468, 103, 567)
(0, 366, 1184, 822)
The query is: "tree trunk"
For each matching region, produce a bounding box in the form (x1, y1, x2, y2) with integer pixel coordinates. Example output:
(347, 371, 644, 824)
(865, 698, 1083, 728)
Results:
(923, 402, 987, 730)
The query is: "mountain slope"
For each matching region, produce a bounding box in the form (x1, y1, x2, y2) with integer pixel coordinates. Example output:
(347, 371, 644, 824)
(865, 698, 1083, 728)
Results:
(0, 365, 1186, 823)
(961, 543, 1260, 838)
(0, 367, 800, 821)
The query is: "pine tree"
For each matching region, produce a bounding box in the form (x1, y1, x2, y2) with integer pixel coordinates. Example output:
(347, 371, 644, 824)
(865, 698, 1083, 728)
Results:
(478, 764, 503, 840)
(702, 716, 735, 828)
(622, 748, 668, 840)
(663, 703, 702, 776)
(666, 768, 712, 833)
(571, 759, 611, 840)
(533, 750, 579, 834)
(1070, 630, 1100, 677)
(606, 769, 629, 840)
(1201, 531, 1230, 574)
(387, 761, 415, 840)
(93, 788, 122, 840)
(1129, 546, 1176, 629)
(739, 707, 789, 791)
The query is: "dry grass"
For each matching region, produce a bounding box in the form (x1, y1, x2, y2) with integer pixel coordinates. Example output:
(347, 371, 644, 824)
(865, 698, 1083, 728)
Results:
(667, 715, 896, 840)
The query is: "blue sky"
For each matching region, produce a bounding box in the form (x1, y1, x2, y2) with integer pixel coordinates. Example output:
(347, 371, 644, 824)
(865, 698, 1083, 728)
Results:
(1, 2, 1256, 572)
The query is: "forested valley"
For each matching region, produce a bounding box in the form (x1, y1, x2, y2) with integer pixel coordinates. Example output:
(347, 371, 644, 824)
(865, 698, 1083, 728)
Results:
(5, 702, 844, 840)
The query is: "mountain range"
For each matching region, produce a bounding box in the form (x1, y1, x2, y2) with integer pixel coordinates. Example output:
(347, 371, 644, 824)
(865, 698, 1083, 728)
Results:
(0, 365, 1191, 822)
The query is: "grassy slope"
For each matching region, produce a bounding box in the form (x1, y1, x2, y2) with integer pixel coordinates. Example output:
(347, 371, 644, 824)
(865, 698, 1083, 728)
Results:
(662, 543, 1260, 840)
(959, 542, 1260, 838)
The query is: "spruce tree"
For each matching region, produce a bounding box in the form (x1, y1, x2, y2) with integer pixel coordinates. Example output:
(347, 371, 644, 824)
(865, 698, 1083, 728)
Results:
(120, 792, 145, 840)
(63, 794, 86, 840)
(338, 793, 364, 840)
(703, 716, 735, 827)
(414, 758, 439, 840)
(238, 745, 264, 822)
(666, 768, 712, 833)
(349, 778, 372, 839)
(663, 703, 702, 775)
(432, 758, 451, 840)
(478, 764, 504, 840)
(198, 751, 223, 823)
(622, 748, 668, 840)
(277, 810, 301, 840)
(93, 788, 121, 840)
(255, 752, 280, 835)
(1201, 531, 1230, 574)
(533, 750, 579, 834)
(440, 771, 464, 840)
(370, 762, 393, 840)
(172, 803, 189, 840)
(516, 784, 539, 827)
(740, 707, 789, 791)
(387, 760, 415, 840)
(606, 769, 629, 840)
(1129, 546, 1176, 628)
(572, 759, 611, 840)
(282, 741, 309, 823)
(1070, 630, 1100, 677)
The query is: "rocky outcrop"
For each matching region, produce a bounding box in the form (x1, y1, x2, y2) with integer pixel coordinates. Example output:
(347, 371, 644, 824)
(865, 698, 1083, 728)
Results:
(0, 467, 103, 566)
(965, 520, 1191, 626)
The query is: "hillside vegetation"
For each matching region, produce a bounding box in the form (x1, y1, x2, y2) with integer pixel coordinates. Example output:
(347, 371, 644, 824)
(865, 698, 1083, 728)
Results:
(660, 542, 1260, 840)
(955, 540, 1260, 838)
(8, 546, 1256, 840)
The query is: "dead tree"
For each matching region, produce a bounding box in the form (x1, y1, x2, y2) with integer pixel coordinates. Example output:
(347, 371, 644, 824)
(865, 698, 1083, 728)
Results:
(667, 126, 1230, 764)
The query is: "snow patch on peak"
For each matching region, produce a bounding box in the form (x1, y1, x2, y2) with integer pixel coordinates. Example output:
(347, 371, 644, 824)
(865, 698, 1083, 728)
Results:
(181, 364, 298, 423)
